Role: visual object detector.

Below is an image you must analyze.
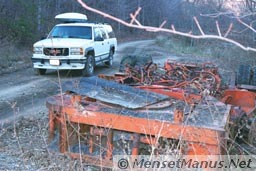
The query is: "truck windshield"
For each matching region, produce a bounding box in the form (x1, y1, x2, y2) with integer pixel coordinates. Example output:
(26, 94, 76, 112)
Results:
(48, 26, 92, 39)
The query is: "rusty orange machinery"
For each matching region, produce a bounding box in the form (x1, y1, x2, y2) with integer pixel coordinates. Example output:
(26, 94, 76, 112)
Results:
(221, 89, 256, 118)
(47, 76, 231, 167)
(99, 60, 256, 119)
(99, 60, 222, 104)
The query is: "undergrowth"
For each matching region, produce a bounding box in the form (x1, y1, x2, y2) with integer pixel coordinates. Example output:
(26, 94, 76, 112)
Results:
(0, 40, 31, 72)
(156, 34, 256, 72)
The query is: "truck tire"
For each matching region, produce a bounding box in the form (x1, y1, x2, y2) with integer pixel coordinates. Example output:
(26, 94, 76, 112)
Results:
(105, 50, 113, 67)
(135, 55, 153, 69)
(37, 69, 46, 75)
(119, 55, 137, 72)
(82, 55, 94, 76)
(119, 55, 153, 72)
(236, 64, 251, 85)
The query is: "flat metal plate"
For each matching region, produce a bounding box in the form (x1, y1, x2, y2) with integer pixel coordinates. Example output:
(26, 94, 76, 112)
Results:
(62, 76, 169, 109)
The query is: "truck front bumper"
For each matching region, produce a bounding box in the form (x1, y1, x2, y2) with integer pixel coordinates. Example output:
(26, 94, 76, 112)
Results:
(32, 58, 86, 70)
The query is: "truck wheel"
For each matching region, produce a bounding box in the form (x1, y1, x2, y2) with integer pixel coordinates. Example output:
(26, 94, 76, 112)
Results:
(82, 55, 94, 76)
(37, 69, 46, 75)
(105, 50, 113, 67)
(236, 64, 251, 85)
(119, 55, 136, 72)
(119, 55, 153, 72)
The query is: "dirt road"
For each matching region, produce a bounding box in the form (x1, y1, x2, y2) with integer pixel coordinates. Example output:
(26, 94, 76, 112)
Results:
(0, 39, 174, 124)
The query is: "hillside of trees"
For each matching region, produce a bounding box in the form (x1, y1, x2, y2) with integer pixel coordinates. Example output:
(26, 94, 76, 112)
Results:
(0, 0, 256, 47)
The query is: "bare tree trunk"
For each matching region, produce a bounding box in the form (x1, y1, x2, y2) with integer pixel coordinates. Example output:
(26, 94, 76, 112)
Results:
(37, 0, 42, 33)
(55, 0, 60, 14)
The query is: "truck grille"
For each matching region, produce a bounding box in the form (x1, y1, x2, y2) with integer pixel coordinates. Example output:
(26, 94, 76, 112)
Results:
(43, 48, 69, 56)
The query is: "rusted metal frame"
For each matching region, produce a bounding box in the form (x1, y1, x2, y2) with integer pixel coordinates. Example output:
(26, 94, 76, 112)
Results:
(88, 127, 94, 154)
(164, 61, 196, 72)
(62, 107, 226, 147)
(48, 105, 62, 142)
(112, 129, 157, 156)
(59, 111, 68, 153)
(142, 73, 217, 95)
(131, 133, 140, 155)
(47, 93, 229, 158)
(140, 68, 144, 83)
(127, 85, 202, 103)
(186, 142, 222, 155)
(90, 127, 159, 146)
(197, 70, 221, 91)
(89, 127, 113, 159)
(153, 79, 177, 85)
(98, 61, 221, 96)
(138, 135, 158, 145)
(221, 89, 256, 116)
(66, 117, 223, 156)
(48, 109, 55, 141)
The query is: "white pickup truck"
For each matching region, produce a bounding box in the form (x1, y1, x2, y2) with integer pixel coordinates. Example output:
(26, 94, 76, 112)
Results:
(32, 13, 117, 76)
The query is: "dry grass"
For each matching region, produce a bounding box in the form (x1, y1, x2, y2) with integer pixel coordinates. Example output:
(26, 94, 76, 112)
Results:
(156, 35, 256, 71)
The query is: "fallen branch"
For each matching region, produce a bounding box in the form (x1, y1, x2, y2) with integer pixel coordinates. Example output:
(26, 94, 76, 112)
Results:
(77, 0, 256, 52)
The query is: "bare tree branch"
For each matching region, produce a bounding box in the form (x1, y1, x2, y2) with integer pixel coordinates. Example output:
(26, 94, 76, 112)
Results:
(200, 11, 234, 18)
(159, 20, 167, 28)
(171, 24, 176, 31)
(130, 7, 141, 25)
(193, 17, 205, 35)
(237, 18, 256, 33)
(224, 23, 233, 38)
(76, 0, 256, 52)
(130, 13, 142, 26)
(216, 21, 222, 37)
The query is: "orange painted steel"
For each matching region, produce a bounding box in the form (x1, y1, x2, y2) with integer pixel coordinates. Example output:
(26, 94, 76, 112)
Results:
(221, 89, 256, 117)
(47, 93, 230, 162)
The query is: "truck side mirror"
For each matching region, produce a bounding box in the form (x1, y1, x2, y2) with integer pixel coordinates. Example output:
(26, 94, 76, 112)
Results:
(41, 33, 48, 40)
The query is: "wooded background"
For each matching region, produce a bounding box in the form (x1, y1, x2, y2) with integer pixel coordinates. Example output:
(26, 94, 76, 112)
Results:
(1, 0, 256, 47)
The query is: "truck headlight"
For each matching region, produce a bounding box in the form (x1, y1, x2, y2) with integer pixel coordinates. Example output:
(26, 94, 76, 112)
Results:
(70, 47, 83, 55)
(33, 47, 43, 54)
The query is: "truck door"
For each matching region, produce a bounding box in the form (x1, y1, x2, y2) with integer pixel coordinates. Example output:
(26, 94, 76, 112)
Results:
(99, 26, 110, 60)
(93, 26, 105, 63)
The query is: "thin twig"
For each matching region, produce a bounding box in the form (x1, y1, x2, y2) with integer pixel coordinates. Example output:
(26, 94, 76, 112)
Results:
(130, 14, 142, 26)
(237, 18, 256, 33)
(130, 7, 141, 24)
(159, 20, 167, 28)
(171, 24, 176, 31)
(224, 23, 233, 37)
(216, 21, 222, 37)
(193, 17, 205, 35)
